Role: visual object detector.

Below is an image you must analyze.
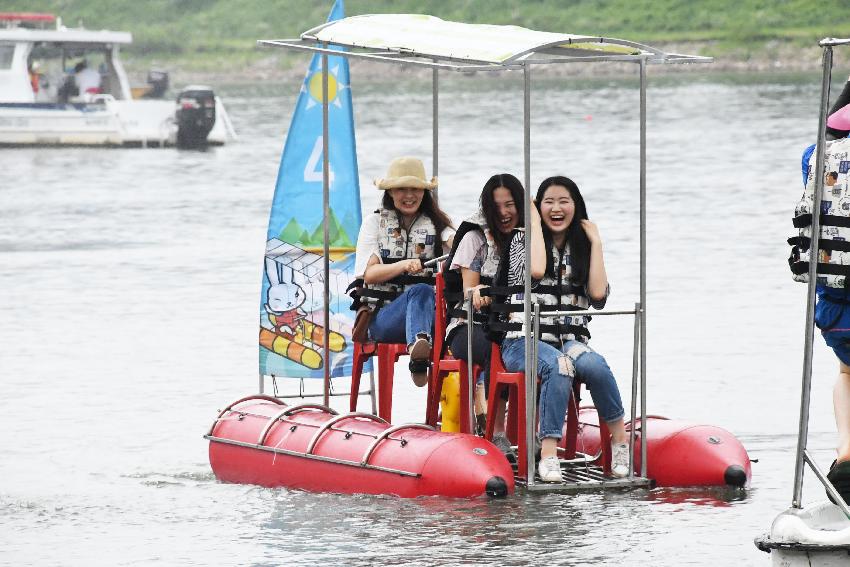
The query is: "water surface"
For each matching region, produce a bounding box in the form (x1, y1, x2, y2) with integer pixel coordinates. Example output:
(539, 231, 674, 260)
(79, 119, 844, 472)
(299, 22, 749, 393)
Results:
(0, 69, 842, 566)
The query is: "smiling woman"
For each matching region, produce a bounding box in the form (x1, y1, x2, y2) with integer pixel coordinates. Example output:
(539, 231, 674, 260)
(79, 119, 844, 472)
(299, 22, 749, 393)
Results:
(442, 173, 525, 447)
(351, 156, 455, 386)
(490, 175, 630, 482)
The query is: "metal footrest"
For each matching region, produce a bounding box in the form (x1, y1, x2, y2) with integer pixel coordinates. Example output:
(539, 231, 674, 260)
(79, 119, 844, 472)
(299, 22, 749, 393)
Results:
(517, 459, 653, 493)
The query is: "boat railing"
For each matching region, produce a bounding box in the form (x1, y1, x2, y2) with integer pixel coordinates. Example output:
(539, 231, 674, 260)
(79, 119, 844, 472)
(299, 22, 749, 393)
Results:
(305, 412, 390, 454)
(256, 403, 340, 445)
(207, 403, 433, 478)
(531, 301, 646, 485)
(206, 393, 286, 436)
(360, 423, 435, 466)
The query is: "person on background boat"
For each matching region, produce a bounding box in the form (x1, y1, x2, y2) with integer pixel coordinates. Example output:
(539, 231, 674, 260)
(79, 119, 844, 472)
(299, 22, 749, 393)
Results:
(443, 173, 524, 453)
(492, 176, 630, 482)
(796, 77, 850, 504)
(352, 156, 454, 386)
(73, 60, 101, 98)
(28, 61, 41, 94)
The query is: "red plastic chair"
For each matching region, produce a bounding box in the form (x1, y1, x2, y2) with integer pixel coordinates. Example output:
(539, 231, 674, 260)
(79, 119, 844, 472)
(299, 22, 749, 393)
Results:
(485, 342, 612, 480)
(350, 341, 408, 422)
(425, 271, 480, 433)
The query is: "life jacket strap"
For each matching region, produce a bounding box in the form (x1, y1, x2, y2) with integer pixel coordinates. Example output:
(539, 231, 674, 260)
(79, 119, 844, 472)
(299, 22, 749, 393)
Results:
(787, 236, 850, 252)
(789, 261, 850, 277)
(793, 213, 850, 229)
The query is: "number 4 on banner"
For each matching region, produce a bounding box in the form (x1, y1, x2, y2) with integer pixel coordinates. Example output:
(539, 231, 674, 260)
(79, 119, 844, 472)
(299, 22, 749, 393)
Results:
(304, 136, 336, 184)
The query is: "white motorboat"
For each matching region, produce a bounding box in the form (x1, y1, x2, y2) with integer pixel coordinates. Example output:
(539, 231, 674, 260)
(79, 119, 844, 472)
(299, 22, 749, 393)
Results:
(0, 12, 235, 147)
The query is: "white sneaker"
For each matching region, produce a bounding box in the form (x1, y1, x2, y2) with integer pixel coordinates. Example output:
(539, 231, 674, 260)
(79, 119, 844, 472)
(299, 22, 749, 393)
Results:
(538, 456, 563, 483)
(611, 442, 630, 478)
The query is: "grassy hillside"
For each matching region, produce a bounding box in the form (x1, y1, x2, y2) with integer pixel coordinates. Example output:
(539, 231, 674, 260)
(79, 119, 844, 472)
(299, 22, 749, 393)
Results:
(7, 0, 850, 71)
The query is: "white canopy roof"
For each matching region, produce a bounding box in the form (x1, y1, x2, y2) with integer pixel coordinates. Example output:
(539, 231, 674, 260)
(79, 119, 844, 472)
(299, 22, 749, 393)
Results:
(260, 14, 710, 69)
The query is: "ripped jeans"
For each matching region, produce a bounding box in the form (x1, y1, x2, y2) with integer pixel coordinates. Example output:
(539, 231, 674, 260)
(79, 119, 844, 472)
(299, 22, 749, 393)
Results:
(500, 337, 625, 440)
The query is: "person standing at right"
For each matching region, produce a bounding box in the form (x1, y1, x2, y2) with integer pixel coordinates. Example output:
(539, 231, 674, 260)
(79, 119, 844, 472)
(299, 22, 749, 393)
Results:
(791, 79, 850, 503)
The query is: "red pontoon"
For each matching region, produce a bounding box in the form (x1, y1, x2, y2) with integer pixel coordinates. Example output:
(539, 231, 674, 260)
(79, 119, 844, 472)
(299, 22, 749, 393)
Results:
(207, 395, 514, 498)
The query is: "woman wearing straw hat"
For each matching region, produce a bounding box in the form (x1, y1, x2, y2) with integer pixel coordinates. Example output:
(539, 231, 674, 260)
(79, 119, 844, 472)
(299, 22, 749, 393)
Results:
(352, 157, 455, 386)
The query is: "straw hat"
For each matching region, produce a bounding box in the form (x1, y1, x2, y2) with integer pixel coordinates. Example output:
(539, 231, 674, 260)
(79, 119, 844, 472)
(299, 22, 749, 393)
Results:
(374, 156, 437, 190)
(828, 103, 850, 131)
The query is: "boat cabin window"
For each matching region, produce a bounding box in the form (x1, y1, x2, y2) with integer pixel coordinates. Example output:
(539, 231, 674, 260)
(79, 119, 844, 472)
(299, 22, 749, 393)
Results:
(0, 45, 13, 69)
(29, 43, 125, 102)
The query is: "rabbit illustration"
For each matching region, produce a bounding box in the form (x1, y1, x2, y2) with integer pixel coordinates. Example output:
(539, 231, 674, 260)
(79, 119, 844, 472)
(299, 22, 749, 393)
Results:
(265, 258, 307, 336)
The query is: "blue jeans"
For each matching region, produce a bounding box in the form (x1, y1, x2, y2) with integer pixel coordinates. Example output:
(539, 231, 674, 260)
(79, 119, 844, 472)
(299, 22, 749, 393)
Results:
(369, 283, 435, 346)
(501, 337, 625, 440)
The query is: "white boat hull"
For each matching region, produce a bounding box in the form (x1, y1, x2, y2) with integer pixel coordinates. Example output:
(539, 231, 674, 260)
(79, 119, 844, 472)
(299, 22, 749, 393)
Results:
(0, 97, 230, 147)
(756, 501, 850, 566)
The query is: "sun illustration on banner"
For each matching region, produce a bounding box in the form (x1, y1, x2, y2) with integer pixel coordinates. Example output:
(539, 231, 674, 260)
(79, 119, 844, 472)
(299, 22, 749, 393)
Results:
(304, 61, 347, 109)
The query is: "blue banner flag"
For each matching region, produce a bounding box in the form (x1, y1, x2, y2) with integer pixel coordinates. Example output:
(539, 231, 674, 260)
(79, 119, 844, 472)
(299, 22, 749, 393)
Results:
(259, 0, 367, 379)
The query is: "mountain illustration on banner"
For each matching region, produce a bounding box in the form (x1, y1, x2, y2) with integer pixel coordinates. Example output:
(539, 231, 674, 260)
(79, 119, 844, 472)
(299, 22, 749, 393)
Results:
(278, 208, 355, 249)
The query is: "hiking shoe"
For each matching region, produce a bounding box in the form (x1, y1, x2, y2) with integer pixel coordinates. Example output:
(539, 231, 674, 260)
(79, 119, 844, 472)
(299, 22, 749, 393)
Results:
(611, 442, 630, 478)
(538, 456, 563, 483)
(491, 433, 516, 462)
(407, 337, 431, 387)
(475, 413, 487, 437)
(827, 460, 850, 505)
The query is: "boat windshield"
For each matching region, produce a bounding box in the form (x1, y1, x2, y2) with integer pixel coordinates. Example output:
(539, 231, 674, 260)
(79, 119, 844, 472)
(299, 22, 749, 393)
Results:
(27, 43, 125, 102)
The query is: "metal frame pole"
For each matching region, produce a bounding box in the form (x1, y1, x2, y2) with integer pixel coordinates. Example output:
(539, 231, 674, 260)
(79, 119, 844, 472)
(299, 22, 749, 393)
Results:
(322, 48, 331, 408)
(792, 45, 834, 508)
(629, 302, 640, 478)
(259, 373, 264, 394)
(432, 64, 439, 200)
(639, 58, 648, 478)
(523, 63, 536, 485)
(368, 368, 377, 414)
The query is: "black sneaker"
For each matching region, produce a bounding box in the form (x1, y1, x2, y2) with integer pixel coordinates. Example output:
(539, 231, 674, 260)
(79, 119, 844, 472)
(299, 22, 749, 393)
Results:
(827, 460, 850, 505)
(407, 337, 431, 387)
(475, 413, 486, 437)
(491, 433, 516, 463)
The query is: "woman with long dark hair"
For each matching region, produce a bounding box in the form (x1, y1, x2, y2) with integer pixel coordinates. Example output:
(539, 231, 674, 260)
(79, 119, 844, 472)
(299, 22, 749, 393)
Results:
(352, 157, 455, 386)
(443, 173, 524, 450)
(495, 175, 629, 482)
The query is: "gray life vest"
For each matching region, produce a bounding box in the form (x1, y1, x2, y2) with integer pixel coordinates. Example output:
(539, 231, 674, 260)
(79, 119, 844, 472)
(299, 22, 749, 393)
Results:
(790, 137, 850, 289)
(358, 207, 439, 308)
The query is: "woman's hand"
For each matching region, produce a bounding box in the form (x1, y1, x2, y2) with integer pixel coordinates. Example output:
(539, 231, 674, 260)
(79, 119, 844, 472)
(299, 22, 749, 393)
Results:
(580, 219, 601, 246)
(471, 284, 491, 311)
(402, 258, 423, 274)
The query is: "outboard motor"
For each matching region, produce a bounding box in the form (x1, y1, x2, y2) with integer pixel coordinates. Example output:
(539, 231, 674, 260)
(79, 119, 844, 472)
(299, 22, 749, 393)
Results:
(175, 85, 216, 149)
(144, 70, 169, 99)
